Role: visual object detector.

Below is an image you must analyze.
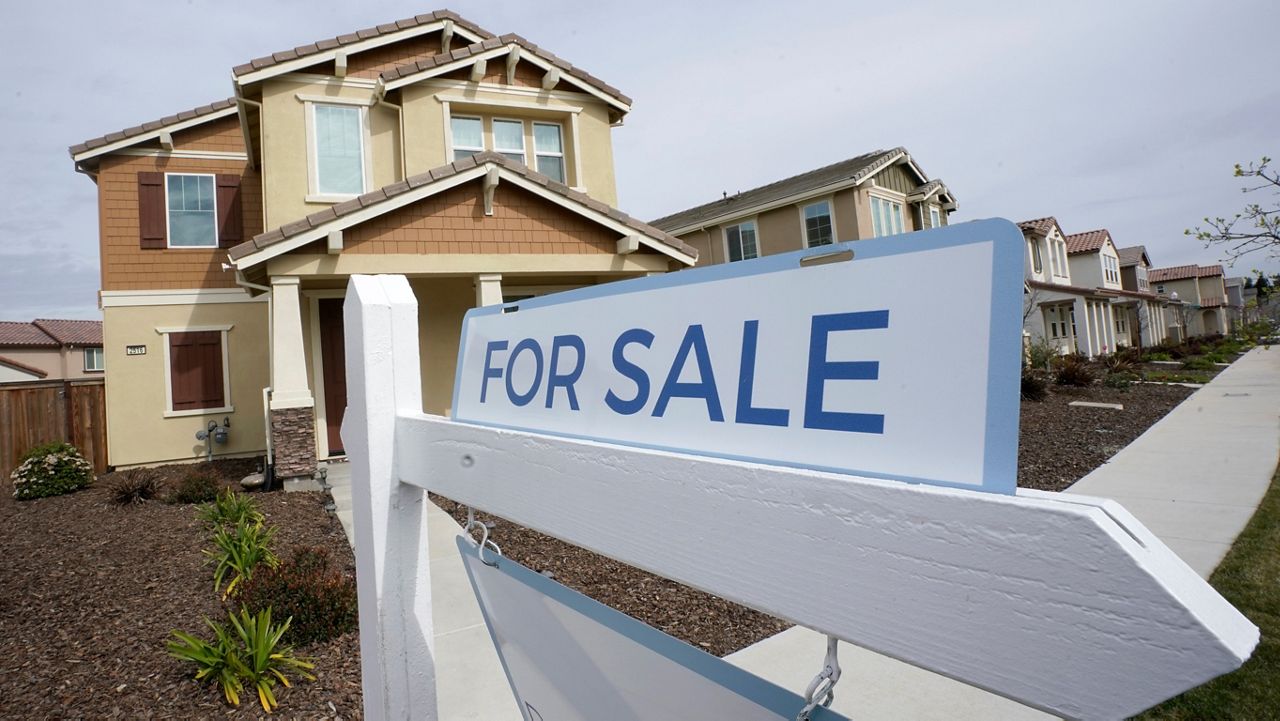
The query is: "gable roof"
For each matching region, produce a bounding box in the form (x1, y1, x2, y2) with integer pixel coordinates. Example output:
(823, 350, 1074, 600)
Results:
(0, 322, 57, 347)
(228, 151, 696, 267)
(69, 98, 238, 161)
(1149, 265, 1225, 283)
(650, 147, 952, 234)
(0, 355, 48, 379)
(1064, 229, 1112, 255)
(380, 33, 631, 111)
(1116, 245, 1151, 268)
(33, 319, 103, 346)
(1017, 217, 1063, 238)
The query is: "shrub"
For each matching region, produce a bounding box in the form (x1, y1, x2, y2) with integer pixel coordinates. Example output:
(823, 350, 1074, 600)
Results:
(1053, 356, 1096, 387)
(239, 546, 358, 646)
(1183, 356, 1216, 371)
(1202, 351, 1228, 364)
(168, 608, 314, 712)
(198, 489, 264, 528)
(1103, 371, 1139, 390)
(1114, 347, 1144, 364)
(1102, 354, 1136, 376)
(171, 468, 221, 505)
(206, 519, 278, 599)
(1025, 339, 1058, 371)
(1020, 372, 1048, 401)
(10, 441, 93, 500)
(110, 468, 162, 505)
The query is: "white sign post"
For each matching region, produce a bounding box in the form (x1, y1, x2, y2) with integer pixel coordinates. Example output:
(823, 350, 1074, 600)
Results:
(344, 221, 1258, 721)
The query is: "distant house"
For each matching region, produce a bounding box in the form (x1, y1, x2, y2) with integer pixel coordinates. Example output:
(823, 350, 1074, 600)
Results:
(1113, 245, 1173, 347)
(1149, 265, 1229, 337)
(1223, 277, 1245, 330)
(649, 147, 956, 264)
(0, 319, 103, 384)
(1019, 217, 1110, 356)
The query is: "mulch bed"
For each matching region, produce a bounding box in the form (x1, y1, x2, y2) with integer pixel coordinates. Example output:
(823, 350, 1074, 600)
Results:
(0, 380, 1198, 717)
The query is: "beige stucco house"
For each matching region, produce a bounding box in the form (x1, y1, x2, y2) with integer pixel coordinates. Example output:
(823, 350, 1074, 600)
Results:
(0, 319, 104, 384)
(70, 10, 696, 476)
(1149, 265, 1230, 338)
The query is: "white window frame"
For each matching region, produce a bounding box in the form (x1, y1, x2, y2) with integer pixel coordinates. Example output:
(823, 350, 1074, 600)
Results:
(929, 206, 941, 229)
(83, 347, 104, 372)
(305, 101, 372, 203)
(491, 117, 527, 165)
(164, 172, 218, 249)
(1116, 312, 1128, 334)
(1053, 241, 1069, 278)
(800, 198, 837, 248)
(723, 219, 760, 262)
(1137, 265, 1149, 290)
(868, 190, 906, 238)
(532, 121, 566, 184)
(156, 324, 234, 418)
(1028, 239, 1043, 274)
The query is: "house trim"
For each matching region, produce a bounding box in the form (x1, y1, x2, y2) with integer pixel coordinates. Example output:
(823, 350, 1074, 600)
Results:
(71, 106, 240, 163)
(100, 288, 265, 308)
(116, 148, 250, 161)
(303, 289, 346, 460)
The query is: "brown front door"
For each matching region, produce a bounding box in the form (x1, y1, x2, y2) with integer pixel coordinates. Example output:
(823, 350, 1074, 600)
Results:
(318, 298, 347, 456)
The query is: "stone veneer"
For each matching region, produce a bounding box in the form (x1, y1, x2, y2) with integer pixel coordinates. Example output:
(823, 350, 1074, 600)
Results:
(269, 406, 317, 479)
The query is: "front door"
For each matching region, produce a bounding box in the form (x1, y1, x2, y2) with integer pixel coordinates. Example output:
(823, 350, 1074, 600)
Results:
(318, 298, 347, 456)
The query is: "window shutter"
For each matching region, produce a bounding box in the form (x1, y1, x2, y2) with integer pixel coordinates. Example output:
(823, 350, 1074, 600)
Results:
(216, 174, 243, 247)
(138, 172, 166, 249)
(170, 331, 225, 411)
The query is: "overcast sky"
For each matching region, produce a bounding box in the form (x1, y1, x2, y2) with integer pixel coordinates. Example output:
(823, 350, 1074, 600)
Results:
(1, 0, 1275, 320)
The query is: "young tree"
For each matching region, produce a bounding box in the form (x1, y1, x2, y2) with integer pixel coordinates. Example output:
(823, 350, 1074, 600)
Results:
(1244, 276, 1254, 289)
(1256, 273, 1272, 300)
(1187, 157, 1280, 263)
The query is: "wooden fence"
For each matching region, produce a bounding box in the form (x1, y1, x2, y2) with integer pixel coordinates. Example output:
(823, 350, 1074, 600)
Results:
(0, 379, 108, 479)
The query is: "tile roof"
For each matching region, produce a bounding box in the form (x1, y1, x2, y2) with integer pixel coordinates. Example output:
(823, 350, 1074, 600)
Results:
(1115, 245, 1150, 267)
(0, 355, 48, 379)
(1016, 217, 1062, 237)
(69, 98, 237, 157)
(33, 319, 103, 346)
(0, 322, 57, 347)
(649, 148, 905, 232)
(380, 33, 631, 107)
(1149, 265, 1224, 282)
(1064, 229, 1111, 254)
(232, 10, 495, 77)
(229, 151, 695, 262)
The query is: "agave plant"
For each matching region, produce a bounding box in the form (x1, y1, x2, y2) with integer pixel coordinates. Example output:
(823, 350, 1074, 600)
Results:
(206, 519, 278, 599)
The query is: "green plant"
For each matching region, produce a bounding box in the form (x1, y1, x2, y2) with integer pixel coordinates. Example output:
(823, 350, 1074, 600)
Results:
(171, 467, 221, 504)
(206, 519, 278, 599)
(1144, 351, 1173, 362)
(109, 468, 162, 505)
(1025, 338, 1058, 371)
(168, 608, 314, 712)
(1103, 371, 1140, 390)
(1053, 356, 1096, 387)
(1021, 371, 1048, 401)
(239, 546, 359, 646)
(1182, 356, 1216, 371)
(10, 441, 93, 500)
(1202, 351, 1228, 364)
(1102, 354, 1136, 376)
(198, 489, 264, 528)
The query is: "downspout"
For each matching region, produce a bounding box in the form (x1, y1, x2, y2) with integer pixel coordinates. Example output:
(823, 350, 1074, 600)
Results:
(374, 79, 408, 179)
(233, 90, 268, 228)
(231, 267, 275, 469)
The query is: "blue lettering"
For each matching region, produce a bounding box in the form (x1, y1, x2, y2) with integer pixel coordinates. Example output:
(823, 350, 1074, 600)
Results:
(545, 334, 586, 410)
(605, 328, 655, 415)
(803, 310, 888, 434)
(653, 324, 724, 422)
(735, 320, 789, 427)
(505, 338, 544, 407)
(480, 340, 508, 403)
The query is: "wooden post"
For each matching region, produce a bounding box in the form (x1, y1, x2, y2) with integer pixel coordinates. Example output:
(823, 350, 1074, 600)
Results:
(342, 274, 437, 720)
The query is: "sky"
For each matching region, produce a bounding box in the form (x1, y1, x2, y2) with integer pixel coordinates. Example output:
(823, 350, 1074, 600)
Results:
(1, 0, 1276, 320)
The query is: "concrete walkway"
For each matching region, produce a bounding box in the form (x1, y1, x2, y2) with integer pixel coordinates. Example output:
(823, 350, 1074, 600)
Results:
(324, 346, 1279, 720)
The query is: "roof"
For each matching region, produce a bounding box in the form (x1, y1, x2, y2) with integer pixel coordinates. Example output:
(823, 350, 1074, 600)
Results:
(1116, 245, 1151, 268)
(651, 148, 923, 233)
(1016, 217, 1063, 238)
(1064, 229, 1111, 255)
(1149, 265, 1225, 283)
(0, 355, 48, 379)
(229, 151, 696, 264)
(33, 319, 103, 346)
(0, 322, 57, 347)
(1025, 279, 1116, 298)
(232, 10, 494, 78)
(69, 98, 237, 159)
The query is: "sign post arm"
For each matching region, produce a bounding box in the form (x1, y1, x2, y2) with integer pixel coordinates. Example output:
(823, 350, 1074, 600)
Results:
(343, 274, 436, 721)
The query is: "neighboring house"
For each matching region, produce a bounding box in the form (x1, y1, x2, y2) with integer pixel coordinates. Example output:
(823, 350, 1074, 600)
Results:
(1018, 217, 1109, 357)
(1223, 277, 1245, 331)
(1113, 245, 1171, 348)
(1149, 265, 1229, 337)
(0, 319, 104, 384)
(648, 148, 956, 264)
(70, 10, 696, 477)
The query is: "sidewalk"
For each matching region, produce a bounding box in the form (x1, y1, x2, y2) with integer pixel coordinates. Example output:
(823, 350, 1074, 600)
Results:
(727, 345, 1279, 720)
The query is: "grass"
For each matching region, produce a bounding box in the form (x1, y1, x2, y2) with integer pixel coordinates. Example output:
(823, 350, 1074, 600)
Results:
(1142, 370, 1213, 385)
(1136, 463, 1280, 719)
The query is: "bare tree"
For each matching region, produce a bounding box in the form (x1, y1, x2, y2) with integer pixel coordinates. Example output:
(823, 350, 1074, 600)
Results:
(1187, 157, 1280, 263)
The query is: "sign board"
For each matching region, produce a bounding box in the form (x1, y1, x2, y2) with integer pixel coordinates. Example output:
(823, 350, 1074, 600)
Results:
(452, 220, 1025, 493)
(125, 344, 146, 356)
(458, 537, 848, 721)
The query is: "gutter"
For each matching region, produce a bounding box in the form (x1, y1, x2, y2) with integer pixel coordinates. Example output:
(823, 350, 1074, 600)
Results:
(374, 79, 409, 179)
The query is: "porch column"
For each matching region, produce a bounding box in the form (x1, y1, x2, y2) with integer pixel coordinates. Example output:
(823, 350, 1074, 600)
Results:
(1103, 303, 1116, 353)
(475, 273, 503, 307)
(1072, 298, 1093, 356)
(268, 276, 317, 480)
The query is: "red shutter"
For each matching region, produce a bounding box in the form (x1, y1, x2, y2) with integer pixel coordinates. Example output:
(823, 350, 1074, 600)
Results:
(170, 331, 225, 411)
(138, 172, 166, 249)
(216, 174, 243, 247)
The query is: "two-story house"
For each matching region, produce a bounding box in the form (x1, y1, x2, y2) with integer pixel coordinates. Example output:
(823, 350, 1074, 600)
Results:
(1018, 217, 1110, 356)
(1114, 245, 1173, 347)
(1149, 265, 1229, 337)
(648, 148, 956, 263)
(70, 10, 696, 478)
(0, 319, 104, 384)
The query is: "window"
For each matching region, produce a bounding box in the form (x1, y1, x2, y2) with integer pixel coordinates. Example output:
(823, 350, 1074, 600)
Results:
(929, 206, 941, 229)
(313, 104, 365, 195)
(166, 174, 217, 247)
(1045, 305, 1072, 340)
(1137, 266, 1149, 290)
(870, 195, 903, 237)
(1028, 239, 1043, 274)
(533, 122, 565, 183)
(1156, 284, 1165, 294)
(1102, 255, 1120, 284)
(492, 119, 526, 164)
(83, 347, 104, 372)
(724, 221, 759, 262)
(802, 201, 834, 247)
(1116, 313, 1128, 335)
(1054, 242, 1068, 277)
(450, 116, 484, 160)
(164, 329, 231, 415)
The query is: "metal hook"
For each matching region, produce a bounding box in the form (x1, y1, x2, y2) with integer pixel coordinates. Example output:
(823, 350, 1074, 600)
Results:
(462, 505, 501, 567)
(796, 636, 841, 721)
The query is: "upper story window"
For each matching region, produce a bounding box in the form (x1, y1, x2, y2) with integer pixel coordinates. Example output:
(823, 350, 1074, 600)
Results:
(451, 116, 484, 160)
(166, 174, 217, 248)
(492, 119, 526, 164)
(929, 206, 941, 228)
(312, 104, 366, 196)
(84, 347, 104, 372)
(1102, 254, 1120, 284)
(724, 220, 759, 262)
(870, 195, 903, 237)
(1136, 265, 1149, 290)
(1028, 238, 1043, 274)
(802, 200, 834, 247)
(533, 122, 565, 183)
(1054, 241, 1069, 277)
